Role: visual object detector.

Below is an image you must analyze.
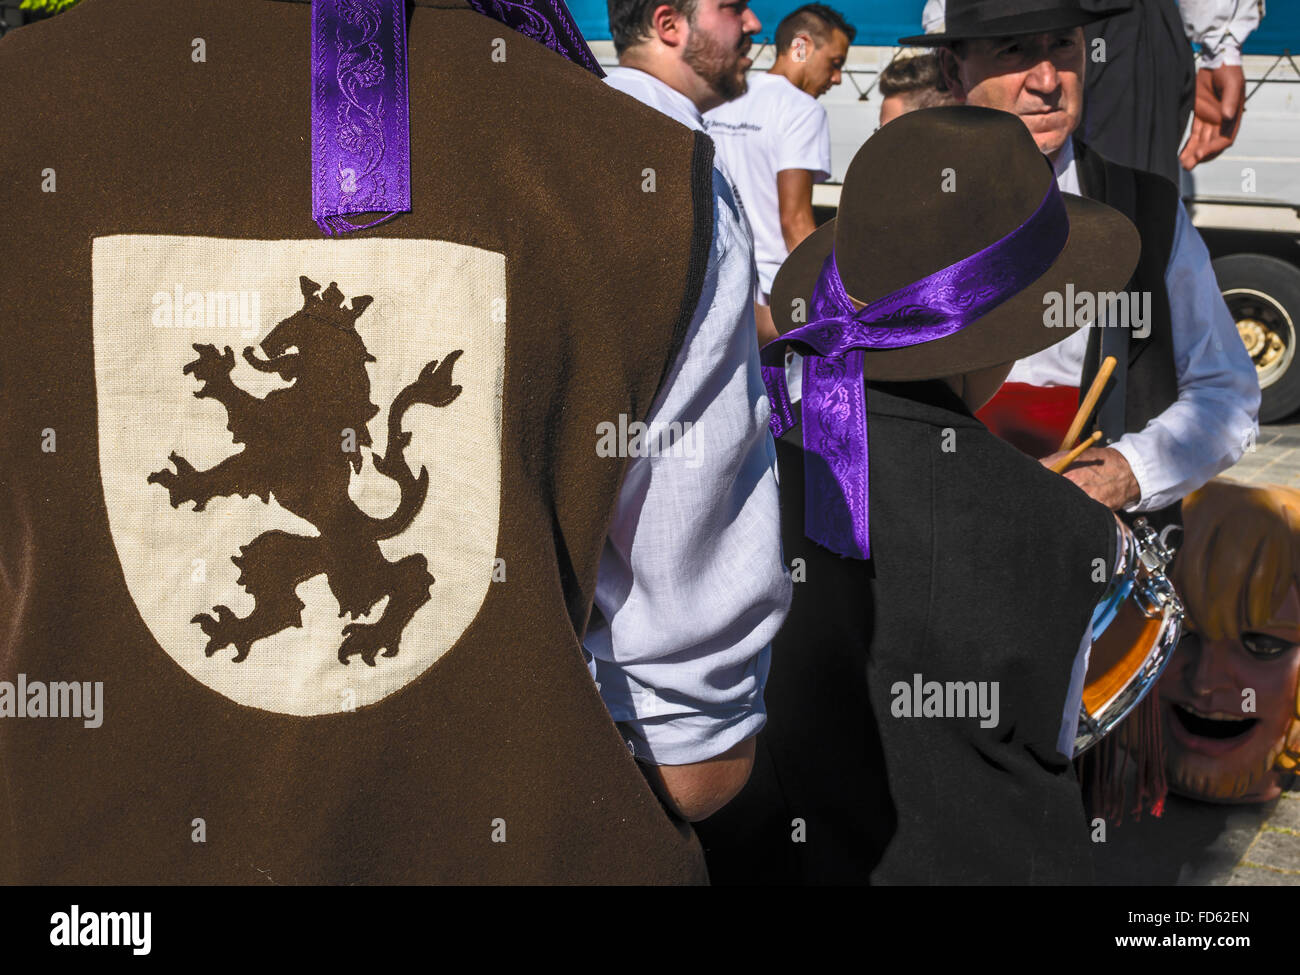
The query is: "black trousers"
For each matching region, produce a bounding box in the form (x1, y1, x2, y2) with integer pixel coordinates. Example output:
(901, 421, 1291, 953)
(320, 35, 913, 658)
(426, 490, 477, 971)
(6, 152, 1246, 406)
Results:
(1083, 0, 1197, 186)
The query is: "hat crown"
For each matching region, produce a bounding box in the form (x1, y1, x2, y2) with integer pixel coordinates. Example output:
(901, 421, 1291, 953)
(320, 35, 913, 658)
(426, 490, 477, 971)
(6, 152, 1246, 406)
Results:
(897, 0, 1124, 53)
(835, 106, 1056, 306)
(945, 0, 1092, 33)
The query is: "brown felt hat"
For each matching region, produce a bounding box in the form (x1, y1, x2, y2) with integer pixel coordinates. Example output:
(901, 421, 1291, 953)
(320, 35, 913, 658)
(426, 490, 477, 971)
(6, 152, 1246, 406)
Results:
(769, 105, 1139, 382)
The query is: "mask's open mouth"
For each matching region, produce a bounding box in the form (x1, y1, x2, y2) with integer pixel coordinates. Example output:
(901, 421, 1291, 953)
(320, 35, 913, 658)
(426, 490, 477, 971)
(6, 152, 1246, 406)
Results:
(1171, 702, 1259, 740)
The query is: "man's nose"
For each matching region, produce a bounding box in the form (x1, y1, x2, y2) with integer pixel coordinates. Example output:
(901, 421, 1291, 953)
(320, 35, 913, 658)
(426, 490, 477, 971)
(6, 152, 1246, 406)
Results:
(742, 9, 761, 35)
(1024, 56, 1060, 93)
(831, 68, 842, 86)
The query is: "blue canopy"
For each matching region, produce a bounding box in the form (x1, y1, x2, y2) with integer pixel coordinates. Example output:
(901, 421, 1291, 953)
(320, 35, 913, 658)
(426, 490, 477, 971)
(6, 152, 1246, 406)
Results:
(568, 0, 925, 46)
(569, 0, 1296, 55)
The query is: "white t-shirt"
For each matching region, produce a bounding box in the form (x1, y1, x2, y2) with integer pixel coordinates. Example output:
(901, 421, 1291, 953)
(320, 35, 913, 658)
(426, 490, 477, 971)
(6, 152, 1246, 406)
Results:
(703, 73, 832, 296)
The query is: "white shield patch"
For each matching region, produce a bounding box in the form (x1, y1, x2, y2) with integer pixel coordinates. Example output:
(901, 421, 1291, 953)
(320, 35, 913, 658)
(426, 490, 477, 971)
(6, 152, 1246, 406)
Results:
(93, 236, 504, 715)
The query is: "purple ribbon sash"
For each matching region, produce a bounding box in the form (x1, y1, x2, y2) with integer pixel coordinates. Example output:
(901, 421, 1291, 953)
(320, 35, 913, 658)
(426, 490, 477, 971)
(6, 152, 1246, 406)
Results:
(311, 0, 411, 235)
(761, 179, 1070, 560)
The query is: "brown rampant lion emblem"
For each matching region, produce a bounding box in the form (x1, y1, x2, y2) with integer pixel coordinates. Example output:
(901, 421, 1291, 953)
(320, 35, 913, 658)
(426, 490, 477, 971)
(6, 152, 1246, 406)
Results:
(148, 276, 463, 667)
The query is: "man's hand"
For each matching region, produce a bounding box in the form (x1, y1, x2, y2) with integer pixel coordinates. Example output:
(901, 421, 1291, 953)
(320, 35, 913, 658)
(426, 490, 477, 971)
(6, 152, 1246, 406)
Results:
(1179, 64, 1246, 170)
(1039, 445, 1140, 510)
(638, 735, 756, 822)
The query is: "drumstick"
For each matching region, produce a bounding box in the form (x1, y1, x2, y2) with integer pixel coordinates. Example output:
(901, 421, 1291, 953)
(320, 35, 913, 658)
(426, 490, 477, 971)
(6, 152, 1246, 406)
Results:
(1058, 355, 1117, 452)
(1050, 430, 1103, 473)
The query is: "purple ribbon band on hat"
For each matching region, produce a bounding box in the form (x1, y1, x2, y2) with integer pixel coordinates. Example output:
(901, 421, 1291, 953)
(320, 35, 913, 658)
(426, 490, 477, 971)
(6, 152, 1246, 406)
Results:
(760, 178, 1070, 560)
(312, 0, 411, 236)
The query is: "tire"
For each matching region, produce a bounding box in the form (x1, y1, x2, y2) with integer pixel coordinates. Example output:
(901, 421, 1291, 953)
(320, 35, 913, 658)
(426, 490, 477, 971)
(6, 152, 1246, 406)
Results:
(1212, 253, 1300, 425)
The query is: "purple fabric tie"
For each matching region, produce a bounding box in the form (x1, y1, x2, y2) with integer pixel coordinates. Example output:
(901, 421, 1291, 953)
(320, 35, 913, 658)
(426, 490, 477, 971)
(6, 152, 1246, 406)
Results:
(310, 0, 601, 235)
(464, 0, 605, 77)
(311, 0, 411, 235)
(761, 179, 1071, 560)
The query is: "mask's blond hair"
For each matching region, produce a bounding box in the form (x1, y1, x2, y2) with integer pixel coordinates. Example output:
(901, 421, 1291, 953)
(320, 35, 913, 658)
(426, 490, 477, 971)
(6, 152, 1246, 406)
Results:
(1174, 480, 1300, 642)
(1173, 479, 1300, 772)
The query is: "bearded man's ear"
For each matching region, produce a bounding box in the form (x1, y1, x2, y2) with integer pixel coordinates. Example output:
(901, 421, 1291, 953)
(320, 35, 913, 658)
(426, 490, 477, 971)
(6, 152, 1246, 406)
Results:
(651, 2, 686, 46)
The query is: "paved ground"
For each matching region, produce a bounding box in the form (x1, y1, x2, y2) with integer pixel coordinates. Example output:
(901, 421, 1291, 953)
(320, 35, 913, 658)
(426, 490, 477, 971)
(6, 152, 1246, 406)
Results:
(1221, 421, 1300, 487)
(1092, 420, 1300, 885)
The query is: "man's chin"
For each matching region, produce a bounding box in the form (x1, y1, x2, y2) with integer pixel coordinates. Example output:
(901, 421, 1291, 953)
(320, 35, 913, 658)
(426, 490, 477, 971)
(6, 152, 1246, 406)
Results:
(714, 69, 748, 102)
(1020, 113, 1074, 156)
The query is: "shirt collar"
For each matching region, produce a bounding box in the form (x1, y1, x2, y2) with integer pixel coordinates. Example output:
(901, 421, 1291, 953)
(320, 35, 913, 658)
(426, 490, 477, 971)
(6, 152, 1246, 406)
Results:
(1052, 137, 1080, 194)
(611, 66, 704, 131)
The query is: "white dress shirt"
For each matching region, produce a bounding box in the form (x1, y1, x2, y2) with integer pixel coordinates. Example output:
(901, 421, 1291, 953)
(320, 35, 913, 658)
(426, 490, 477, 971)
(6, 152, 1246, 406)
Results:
(1007, 138, 1261, 512)
(586, 69, 792, 766)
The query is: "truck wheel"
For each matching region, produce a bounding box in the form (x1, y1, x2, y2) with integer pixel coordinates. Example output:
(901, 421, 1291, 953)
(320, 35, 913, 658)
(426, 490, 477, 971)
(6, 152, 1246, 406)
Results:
(1212, 253, 1300, 424)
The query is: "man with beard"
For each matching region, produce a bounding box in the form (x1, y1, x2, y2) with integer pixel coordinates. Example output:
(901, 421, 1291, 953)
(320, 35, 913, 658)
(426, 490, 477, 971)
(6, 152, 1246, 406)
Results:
(603, 0, 767, 402)
(606, 0, 760, 130)
(1160, 480, 1300, 803)
(605, 0, 761, 251)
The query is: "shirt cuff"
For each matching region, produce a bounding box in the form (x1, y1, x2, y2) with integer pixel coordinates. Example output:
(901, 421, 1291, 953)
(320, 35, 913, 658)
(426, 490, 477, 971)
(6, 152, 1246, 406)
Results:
(1198, 43, 1243, 69)
(1109, 438, 1151, 513)
(621, 703, 767, 766)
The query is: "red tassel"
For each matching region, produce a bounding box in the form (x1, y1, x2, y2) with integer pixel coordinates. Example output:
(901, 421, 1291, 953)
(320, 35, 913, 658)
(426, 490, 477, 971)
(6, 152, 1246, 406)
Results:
(1079, 686, 1168, 826)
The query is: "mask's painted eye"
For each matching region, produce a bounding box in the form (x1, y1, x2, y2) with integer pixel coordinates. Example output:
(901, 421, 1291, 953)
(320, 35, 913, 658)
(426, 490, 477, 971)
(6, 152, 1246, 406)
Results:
(1241, 632, 1297, 660)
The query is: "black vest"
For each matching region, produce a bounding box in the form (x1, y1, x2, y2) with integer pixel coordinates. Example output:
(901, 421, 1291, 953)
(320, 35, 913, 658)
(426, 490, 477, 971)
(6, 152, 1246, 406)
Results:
(1072, 137, 1182, 531)
(697, 380, 1116, 884)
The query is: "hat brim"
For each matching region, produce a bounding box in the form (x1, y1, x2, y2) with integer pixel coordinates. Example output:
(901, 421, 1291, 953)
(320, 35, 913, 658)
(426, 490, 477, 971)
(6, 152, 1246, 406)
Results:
(768, 192, 1140, 383)
(899, 9, 1110, 46)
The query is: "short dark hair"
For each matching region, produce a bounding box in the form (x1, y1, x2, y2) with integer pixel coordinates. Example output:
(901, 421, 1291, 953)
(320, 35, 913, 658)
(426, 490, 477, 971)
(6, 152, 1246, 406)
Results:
(608, 0, 699, 55)
(878, 53, 948, 99)
(774, 4, 857, 53)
